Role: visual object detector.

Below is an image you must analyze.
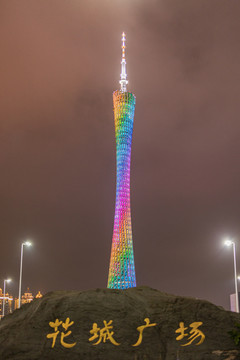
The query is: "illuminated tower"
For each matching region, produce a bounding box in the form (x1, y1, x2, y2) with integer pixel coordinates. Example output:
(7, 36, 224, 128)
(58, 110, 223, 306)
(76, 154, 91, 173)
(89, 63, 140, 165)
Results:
(107, 33, 136, 289)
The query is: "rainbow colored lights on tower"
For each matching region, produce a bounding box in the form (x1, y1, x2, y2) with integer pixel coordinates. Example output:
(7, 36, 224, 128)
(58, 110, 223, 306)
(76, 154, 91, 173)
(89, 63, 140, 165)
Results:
(107, 33, 136, 289)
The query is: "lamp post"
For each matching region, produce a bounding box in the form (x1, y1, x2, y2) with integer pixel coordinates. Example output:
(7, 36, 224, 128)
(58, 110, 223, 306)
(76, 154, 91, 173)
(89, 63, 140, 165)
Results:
(224, 238, 239, 313)
(3, 279, 11, 317)
(18, 241, 32, 308)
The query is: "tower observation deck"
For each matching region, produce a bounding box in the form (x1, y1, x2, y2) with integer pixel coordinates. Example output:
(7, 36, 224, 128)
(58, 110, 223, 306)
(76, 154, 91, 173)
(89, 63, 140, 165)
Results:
(107, 33, 136, 289)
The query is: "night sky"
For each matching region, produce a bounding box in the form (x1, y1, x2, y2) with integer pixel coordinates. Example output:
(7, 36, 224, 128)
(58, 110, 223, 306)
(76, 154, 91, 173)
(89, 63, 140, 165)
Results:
(1, 0, 240, 310)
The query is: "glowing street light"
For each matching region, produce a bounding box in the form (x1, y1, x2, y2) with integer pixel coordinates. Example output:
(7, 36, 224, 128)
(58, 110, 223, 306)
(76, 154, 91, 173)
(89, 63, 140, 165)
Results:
(224, 239, 232, 247)
(224, 238, 239, 313)
(18, 241, 32, 308)
(3, 278, 11, 317)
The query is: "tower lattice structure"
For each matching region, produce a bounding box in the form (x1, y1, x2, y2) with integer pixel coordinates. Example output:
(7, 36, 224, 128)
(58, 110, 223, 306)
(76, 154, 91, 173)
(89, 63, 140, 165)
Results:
(107, 33, 136, 289)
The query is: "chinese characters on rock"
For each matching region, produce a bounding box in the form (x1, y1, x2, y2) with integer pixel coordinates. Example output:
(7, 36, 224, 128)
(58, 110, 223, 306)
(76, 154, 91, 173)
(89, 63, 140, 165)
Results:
(47, 318, 76, 348)
(46, 317, 205, 349)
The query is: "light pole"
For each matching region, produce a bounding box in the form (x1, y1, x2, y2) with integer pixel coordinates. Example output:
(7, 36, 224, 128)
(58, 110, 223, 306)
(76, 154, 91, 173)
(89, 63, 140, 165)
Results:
(18, 241, 32, 308)
(224, 238, 239, 313)
(3, 279, 11, 317)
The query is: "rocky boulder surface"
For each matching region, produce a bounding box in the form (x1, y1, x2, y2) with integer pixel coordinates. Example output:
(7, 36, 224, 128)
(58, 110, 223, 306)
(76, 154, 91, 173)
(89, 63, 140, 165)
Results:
(0, 286, 239, 360)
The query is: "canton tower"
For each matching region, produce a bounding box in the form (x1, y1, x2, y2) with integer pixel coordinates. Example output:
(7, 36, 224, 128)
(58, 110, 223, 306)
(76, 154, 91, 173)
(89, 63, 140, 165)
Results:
(107, 33, 136, 289)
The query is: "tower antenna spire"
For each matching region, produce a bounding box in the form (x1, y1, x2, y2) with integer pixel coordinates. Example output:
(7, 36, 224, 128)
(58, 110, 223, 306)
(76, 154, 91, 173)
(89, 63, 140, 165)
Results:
(119, 32, 128, 92)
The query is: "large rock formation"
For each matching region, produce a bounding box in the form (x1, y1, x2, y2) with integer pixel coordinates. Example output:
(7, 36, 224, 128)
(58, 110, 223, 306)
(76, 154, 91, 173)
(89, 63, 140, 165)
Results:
(0, 286, 239, 360)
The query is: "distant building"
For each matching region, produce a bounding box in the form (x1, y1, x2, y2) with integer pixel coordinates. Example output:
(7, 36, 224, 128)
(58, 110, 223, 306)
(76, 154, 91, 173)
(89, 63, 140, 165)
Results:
(22, 287, 34, 304)
(0, 288, 13, 318)
(230, 293, 240, 312)
(14, 288, 43, 309)
(35, 291, 43, 299)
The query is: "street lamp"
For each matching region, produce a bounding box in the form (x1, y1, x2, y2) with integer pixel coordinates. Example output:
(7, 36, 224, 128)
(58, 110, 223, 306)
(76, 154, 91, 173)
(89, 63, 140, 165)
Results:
(18, 241, 32, 308)
(3, 279, 11, 317)
(224, 238, 239, 313)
